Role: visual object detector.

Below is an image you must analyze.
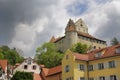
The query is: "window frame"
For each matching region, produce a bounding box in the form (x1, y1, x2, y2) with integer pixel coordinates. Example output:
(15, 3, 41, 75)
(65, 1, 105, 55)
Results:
(78, 64, 85, 71)
(98, 63, 104, 70)
(109, 61, 115, 68)
(24, 65, 28, 69)
(65, 65, 70, 72)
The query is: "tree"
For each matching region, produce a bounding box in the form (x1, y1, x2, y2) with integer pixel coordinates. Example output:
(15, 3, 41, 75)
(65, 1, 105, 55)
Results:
(0, 45, 24, 65)
(70, 43, 88, 54)
(35, 42, 64, 68)
(11, 71, 33, 80)
(111, 37, 119, 45)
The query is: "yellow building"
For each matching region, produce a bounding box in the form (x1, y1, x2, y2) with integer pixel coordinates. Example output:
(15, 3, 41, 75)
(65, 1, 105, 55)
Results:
(62, 44, 120, 80)
(50, 18, 107, 52)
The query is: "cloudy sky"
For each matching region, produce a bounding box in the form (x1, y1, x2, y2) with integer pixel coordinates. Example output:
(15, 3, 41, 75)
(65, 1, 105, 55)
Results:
(0, 0, 120, 57)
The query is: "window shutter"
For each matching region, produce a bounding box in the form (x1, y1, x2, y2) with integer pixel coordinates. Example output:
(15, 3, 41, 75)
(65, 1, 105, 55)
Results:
(104, 62, 108, 68)
(105, 76, 110, 80)
(117, 75, 119, 80)
(84, 65, 86, 71)
(94, 64, 98, 70)
(95, 77, 99, 80)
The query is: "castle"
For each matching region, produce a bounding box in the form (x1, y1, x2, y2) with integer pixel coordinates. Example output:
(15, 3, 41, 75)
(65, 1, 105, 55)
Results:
(50, 18, 107, 52)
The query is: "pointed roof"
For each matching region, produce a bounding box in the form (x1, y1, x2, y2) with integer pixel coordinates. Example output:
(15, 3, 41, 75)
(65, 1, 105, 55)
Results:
(75, 18, 88, 28)
(49, 36, 56, 43)
(65, 19, 76, 32)
(0, 60, 7, 71)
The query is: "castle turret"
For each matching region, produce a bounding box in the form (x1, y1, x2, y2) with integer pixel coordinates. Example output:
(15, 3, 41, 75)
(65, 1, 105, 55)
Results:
(65, 19, 76, 32)
(65, 19, 77, 48)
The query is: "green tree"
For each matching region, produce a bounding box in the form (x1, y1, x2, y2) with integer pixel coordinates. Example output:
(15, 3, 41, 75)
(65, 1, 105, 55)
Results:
(35, 42, 64, 68)
(11, 71, 33, 80)
(0, 45, 24, 65)
(111, 37, 119, 45)
(70, 43, 88, 54)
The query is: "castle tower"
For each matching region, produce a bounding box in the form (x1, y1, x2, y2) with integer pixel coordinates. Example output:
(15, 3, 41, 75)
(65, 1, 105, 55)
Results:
(65, 19, 78, 48)
(75, 18, 88, 33)
(65, 19, 76, 32)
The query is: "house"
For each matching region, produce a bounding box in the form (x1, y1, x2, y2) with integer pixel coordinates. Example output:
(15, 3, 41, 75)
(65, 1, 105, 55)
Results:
(41, 65, 62, 80)
(0, 60, 8, 80)
(13, 57, 42, 80)
(50, 18, 107, 52)
(14, 57, 41, 74)
(62, 44, 120, 80)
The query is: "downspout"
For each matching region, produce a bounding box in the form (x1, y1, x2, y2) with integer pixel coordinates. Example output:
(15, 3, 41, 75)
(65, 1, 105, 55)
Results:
(87, 61, 89, 80)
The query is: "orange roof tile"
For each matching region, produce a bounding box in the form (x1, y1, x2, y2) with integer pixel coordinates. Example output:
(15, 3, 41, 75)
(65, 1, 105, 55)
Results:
(34, 73, 42, 80)
(0, 60, 7, 71)
(73, 53, 89, 61)
(65, 26, 76, 32)
(73, 44, 120, 61)
(42, 68, 49, 76)
(41, 65, 62, 77)
(47, 65, 61, 76)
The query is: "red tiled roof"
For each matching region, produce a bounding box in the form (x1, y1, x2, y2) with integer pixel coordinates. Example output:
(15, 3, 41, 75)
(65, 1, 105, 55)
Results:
(0, 60, 7, 71)
(77, 31, 106, 42)
(34, 73, 42, 80)
(41, 65, 62, 77)
(73, 53, 89, 61)
(65, 26, 76, 32)
(73, 44, 120, 61)
(51, 31, 106, 43)
(47, 65, 61, 76)
(42, 68, 49, 76)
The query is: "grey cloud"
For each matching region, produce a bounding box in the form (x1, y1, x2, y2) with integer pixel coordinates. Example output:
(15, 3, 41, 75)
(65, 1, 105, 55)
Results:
(0, 0, 57, 51)
(0, 0, 63, 57)
(95, 12, 120, 44)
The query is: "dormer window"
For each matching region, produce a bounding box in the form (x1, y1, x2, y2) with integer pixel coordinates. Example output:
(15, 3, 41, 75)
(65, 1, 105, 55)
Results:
(95, 52, 102, 58)
(116, 47, 120, 53)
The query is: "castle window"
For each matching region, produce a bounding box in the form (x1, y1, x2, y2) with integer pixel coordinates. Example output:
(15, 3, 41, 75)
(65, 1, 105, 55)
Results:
(81, 24, 83, 26)
(78, 64, 85, 71)
(109, 61, 115, 68)
(116, 47, 120, 53)
(98, 63, 104, 70)
(110, 75, 117, 80)
(65, 65, 70, 72)
(99, 76, 105, 80)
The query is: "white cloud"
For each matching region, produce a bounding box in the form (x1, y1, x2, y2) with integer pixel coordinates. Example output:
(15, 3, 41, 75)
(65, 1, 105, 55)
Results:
(7, 0, 120, 57)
